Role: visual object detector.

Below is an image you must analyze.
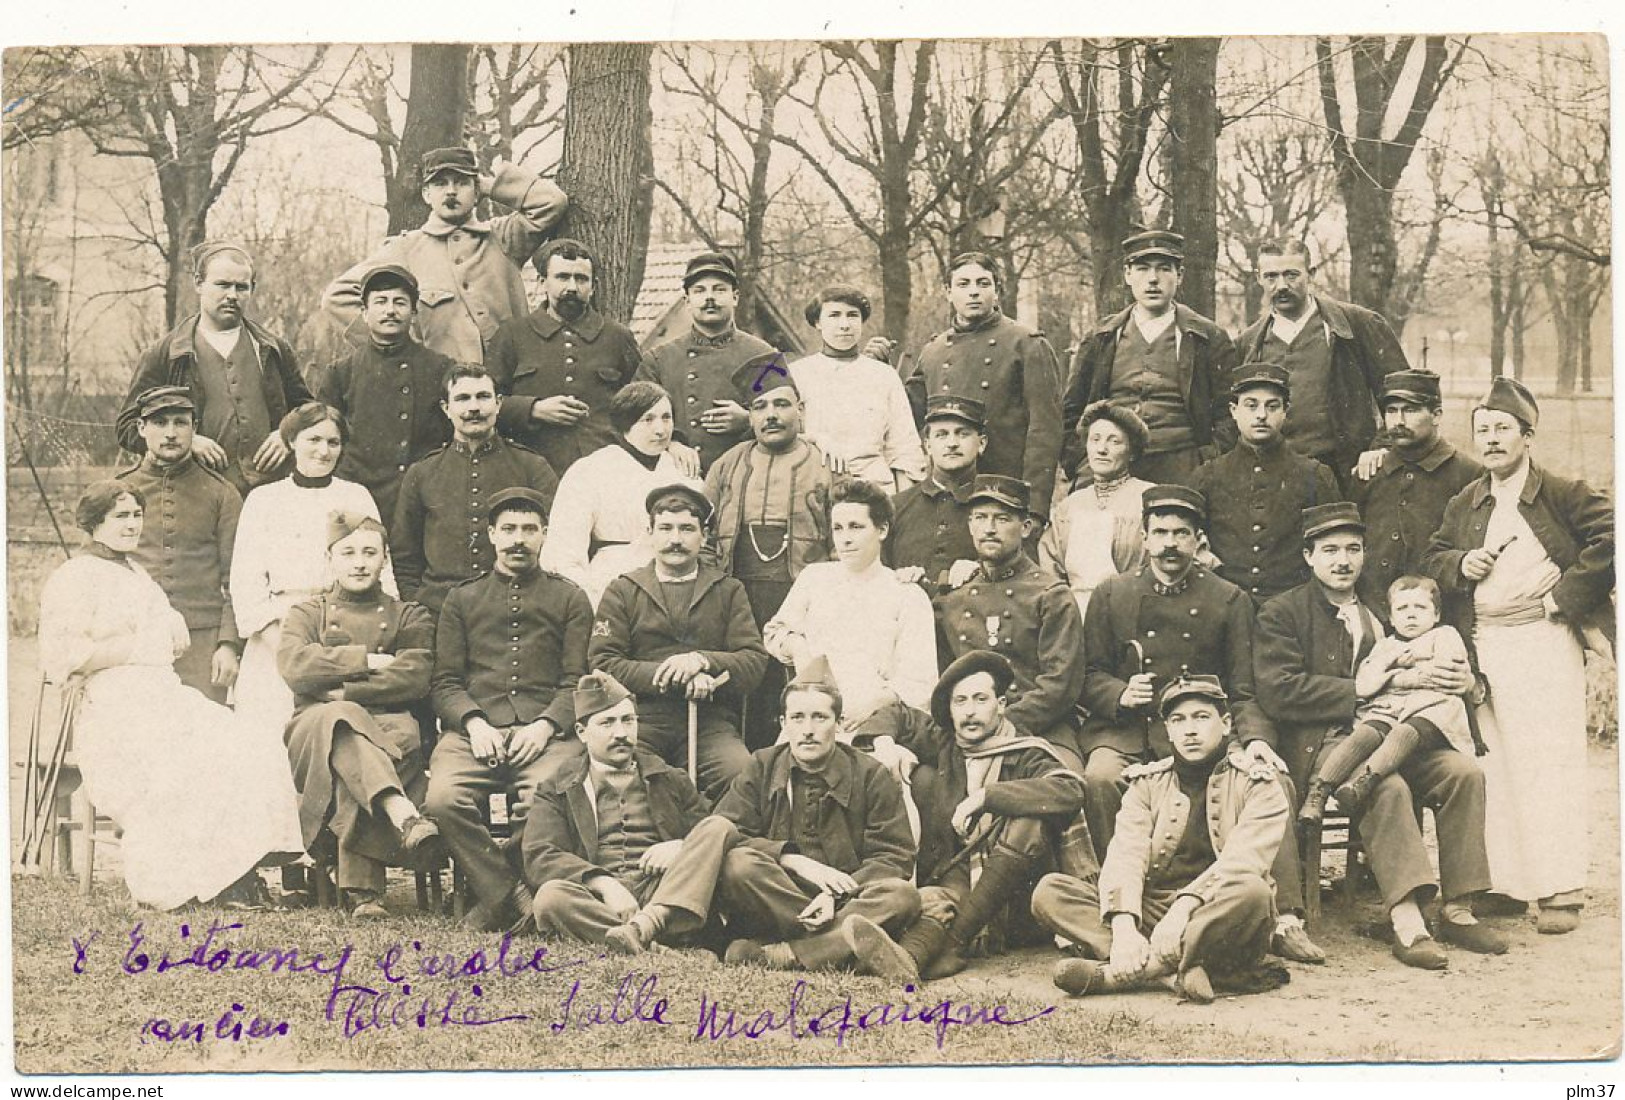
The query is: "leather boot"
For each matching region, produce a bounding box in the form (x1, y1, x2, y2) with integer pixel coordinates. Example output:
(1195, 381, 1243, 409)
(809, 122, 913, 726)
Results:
(1298, 779, 1333, 826)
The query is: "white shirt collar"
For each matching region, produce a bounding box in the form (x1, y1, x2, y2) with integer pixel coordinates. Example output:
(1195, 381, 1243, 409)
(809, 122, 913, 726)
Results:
(1269, 298, 1320, 344)
(1490, 458, 1531, 503)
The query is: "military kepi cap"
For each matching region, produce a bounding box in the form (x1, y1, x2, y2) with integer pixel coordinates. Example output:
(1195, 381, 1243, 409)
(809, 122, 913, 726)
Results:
(361, 264, 420, 304)
(966, 474, 1032, 515)
(1122, 229, 1186, 265)
(732, 351, 797, 401)
(1158, 674, 1229, 716)
(574, 671, 633, 723)
(486, 486, 550, 524)
(134, 385, 195, 419)
(326, 509, 386, 549)
(1230, 361, 1291, 398)
(1302, 501, 1365, 542)
(1477, 374, 1539, 430)
(422, 147, 478, 179)
(924, 394, 988, 430)
(1142, 483, 1208, 525)
(1380, 369, 1442, 407)
(683, 251, 739, 289)
(645, 481, 713, 523)
(931, 650, 1017, 733)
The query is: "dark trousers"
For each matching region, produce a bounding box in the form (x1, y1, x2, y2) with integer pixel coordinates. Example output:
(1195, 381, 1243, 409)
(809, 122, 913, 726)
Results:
(738, 576, 793, 749)
(327, 729, 421, 893)
(425, 732, 556, 911)
(1358, 747, 1491, 910)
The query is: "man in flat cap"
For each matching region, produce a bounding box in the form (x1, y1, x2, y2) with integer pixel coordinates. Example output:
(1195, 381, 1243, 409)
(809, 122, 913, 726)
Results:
(393, 364, 559, 616)
(1189, 362, 1343, 604)
(487, 239, 647, 477)
(425, 486, 593, 930)
(1062, 230, 1239, 484)
(118, 242, 312, 495)
(1035, 676, 1289, 1004)
(1238, 238, 1410, 493)
(1257, 502, 1507, 968)
(316, 265, 455, 527)
(935, 475, 1086, 753)
(1424, 376, 1614, 934)
(277, 512, 443, 917)
(885, 395, 986, 595)
(850, 651, 1092, 981)
(115, 386, 244, 702)
(791, 284, 925, 494)
(1350, 370, 1484, 623)
(575, 483, 769, 801)
(636, 252, 778, 472)
(523, 671, 726, 951)
(324, 147, 567, 364)
(705, 357, 842, 745)
(888, 252, 1063, 522)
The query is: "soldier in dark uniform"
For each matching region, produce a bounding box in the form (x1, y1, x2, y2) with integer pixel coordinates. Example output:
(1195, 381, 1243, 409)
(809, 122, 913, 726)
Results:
(425, 486, 594, 931)
(1061, 231, 1238, 483)
(885, 395, 985, 594)
(1188, 362, 1342, 605)
(636, 252, 777, 472)
(488, 239, 645, 476)
(116, 385, 243, 703)
(1351, 369, 1484, 623)
(935, 475, 1086, 753)
(393, 364, 559, 616)
(316, 264, 454, 528)
(898, 252, 1063, 520)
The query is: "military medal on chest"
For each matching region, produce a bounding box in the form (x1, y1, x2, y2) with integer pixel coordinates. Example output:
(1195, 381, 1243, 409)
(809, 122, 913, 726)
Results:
(985, 615, 1002, 647)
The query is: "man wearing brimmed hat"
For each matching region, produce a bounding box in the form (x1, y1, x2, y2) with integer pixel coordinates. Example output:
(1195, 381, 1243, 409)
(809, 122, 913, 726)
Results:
(1062, 230, 1238, 483)
(324, 147, 567, 364)
(116, 385, 245, 702)
(118, 241, 312, 496)
(635, 251, 778, 471)
(936, 475, 1087, 753)
(1190, 361, 1343, 603)
(1037, 676, 1290, 1004)
(573, 483, 769, 800)
(425, 485, 593, 931)
(277, 511, 443, 918)
(315, 264, 454, 526)
(893, 251, 1063, 521)
(849, 650, 1091, 982)
(1237, 237, 1410, 493)
(522, 671, 726, 952)
(885, 394, 987, 594)
(1258, 502, 1507, 968)
(1424, 375, 1614, 935)
(1350, 369, 1483, 622)
(393, 364, 559, 615)
(488, 239, 646, 477)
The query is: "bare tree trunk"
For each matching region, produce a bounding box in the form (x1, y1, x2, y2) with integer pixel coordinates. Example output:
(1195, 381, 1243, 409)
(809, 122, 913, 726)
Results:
(1167, 38, 1221, 319)
(556, 43, 654, 323)
(391, 45, 470, 236)
(1509, 266, 1527, 382)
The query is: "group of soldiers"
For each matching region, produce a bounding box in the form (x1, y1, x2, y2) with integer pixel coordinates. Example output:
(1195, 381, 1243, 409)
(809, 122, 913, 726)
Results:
(104, 146, 1614, 1001)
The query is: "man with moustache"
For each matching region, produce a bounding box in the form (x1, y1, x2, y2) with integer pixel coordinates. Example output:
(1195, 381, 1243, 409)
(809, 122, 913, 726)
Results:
(426, 487, 594, 931)
(1257, 503, 1506, 968)
(116, 386, 243, 702)
(392, 365, 559, 616)
(523, 671, 725, 951)
(1351, 370, 1484, 623)
(316, 265, 454, 528)
(936, 475, 1086, 753)
(884, 395, 986, 595)
(637, 252, 778, 472)
(119, 242, 312, 495)
(1061, 231, 1238, 483)
(325, 148, 568, 364)
(488, 239, 646, 476)
(1236, 238, 1409, 493)
(1189, 363, 1342, 605)
(845, 652, 1093, 982)
(1035, 677, 1289, 1004)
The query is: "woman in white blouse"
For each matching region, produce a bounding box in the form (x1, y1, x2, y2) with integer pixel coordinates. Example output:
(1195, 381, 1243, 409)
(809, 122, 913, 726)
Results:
(1041, 401, 1155, 621)
(538, 380, 699, 607)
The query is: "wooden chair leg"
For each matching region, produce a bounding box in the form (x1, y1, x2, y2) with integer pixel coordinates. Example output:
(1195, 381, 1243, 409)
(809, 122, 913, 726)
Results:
(1342, 825, 1367, 904)
(414, 870, 429, 910)
(430, 866, 445, 910)
(1300, 821, 1323, 932)
(452, 862, 467, 919)
(76, 788, 95, 897)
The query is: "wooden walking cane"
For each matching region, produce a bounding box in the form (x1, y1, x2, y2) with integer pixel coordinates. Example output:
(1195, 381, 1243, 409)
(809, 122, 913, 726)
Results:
(687, 670, 730, 785)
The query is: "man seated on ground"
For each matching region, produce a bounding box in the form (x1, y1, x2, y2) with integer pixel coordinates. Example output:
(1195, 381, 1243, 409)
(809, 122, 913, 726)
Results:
(1033, 676, 1289, 1004)
(842, 652, 1094, 983)
(523, 671, 722, 950)
(277, 512, 443, 917)
(701, 667, 923, 976)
